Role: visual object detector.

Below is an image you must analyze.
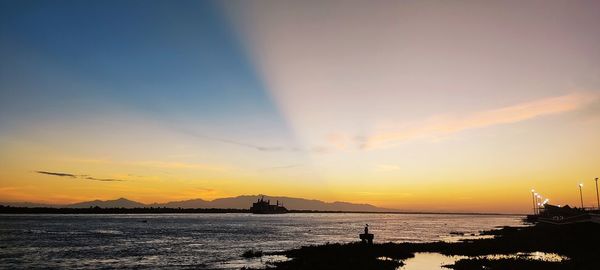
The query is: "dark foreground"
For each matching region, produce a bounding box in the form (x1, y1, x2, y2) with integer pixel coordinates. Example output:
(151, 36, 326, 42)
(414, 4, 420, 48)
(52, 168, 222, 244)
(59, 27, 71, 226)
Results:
(245, 222, 600, 270)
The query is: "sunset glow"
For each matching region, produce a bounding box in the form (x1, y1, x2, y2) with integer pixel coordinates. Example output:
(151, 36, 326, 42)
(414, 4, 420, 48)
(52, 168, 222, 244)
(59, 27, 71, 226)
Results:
(2, 0, 600, 213)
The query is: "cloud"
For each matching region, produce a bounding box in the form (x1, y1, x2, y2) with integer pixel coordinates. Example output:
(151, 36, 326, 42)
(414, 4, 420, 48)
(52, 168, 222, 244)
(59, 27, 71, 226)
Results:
(35, 171, 77, 178)
(35, 171, 125, 182)
(178, 127, 334, 154)
(363, 92, 598, 149)
(206, 136, 291, 152)
(375, 164, 402, 172)
(0, 186, 21, 192)
(260, 164, 302, 170)
(63, 158, 226, 172)
(131, 161, 225, 171)
(82, 176, 124, 182)
(177, 128, 300, 153)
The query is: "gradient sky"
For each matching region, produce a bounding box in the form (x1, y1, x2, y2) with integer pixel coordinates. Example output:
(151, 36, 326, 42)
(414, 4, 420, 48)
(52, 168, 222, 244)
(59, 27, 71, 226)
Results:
(1, 0, 600, 213)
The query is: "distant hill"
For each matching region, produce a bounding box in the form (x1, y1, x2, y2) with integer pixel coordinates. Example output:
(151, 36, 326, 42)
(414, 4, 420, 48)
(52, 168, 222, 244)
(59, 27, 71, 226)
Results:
(148, 198, 210, 208)
(0, 202, 57, 208)
(0, 195, 393, 212)
(67, 198, 146, 208)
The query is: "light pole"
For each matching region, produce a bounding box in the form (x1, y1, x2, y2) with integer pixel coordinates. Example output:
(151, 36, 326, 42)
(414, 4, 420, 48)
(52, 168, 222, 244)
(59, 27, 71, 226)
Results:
(534, 193, 539, 214)
(578, 183, 584, 209)
(536, 194, 541, 213)
(531, 189, 537, 215)
(595, 177, 599, 210)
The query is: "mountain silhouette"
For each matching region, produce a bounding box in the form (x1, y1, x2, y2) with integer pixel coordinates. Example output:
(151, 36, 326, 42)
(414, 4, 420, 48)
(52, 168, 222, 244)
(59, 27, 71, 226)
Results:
(1, 195, 393, 212)
(148, 198, 210, 208)
(68, 198, 146, 208)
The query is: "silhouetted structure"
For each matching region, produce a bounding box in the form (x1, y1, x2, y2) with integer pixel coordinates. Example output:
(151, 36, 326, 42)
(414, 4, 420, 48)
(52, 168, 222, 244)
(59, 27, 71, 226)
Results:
(527, 204, 600, 225)
(250, 196, 288, 214)
(359, 224, 374, 244)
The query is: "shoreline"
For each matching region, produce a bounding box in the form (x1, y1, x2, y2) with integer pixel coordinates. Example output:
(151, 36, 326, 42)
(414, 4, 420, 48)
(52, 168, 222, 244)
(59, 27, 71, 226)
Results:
(244, 222, 599, 270)
(0, 206, 520, 216)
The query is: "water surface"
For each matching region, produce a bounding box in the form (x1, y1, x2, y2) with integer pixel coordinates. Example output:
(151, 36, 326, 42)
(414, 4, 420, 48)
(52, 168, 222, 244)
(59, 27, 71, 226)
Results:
(0, 213, 523, 269)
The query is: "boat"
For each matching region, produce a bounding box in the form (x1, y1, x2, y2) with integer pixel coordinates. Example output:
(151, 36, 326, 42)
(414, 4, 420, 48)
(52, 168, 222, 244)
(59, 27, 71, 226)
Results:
(250, 196, 288, 214)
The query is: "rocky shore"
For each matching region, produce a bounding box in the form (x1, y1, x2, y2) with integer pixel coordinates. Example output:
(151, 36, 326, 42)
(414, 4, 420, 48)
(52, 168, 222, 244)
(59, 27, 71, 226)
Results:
(244, 222, 600, 269)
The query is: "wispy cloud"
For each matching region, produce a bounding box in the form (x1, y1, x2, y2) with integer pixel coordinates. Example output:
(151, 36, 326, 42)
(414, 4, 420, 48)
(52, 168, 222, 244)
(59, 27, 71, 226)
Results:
(259, 164, 302, 171)
(82, 176, 125, 182)
(35, 171, 125, 182)
(206, 136, 293, 152)
(374, 164, 402, 172)
(131, 161, 226, 171)
(63, 158, 226, 172)
(36, 171, 77, 178)
(177, 128, 300, 152)
(178, 127, 336, 154)
(363, 92, 598, 149)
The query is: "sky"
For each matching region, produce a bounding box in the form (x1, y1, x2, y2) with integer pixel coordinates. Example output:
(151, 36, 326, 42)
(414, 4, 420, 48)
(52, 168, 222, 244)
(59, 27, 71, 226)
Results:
(1, 0, 600, 213)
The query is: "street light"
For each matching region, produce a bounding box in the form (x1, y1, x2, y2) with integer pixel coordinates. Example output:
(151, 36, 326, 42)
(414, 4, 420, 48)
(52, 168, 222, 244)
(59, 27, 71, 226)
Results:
(579, 183, 584, 209)
(595, 177, 599, 210)
(531, 189, 537, 215)
(534, 192, 540, 214)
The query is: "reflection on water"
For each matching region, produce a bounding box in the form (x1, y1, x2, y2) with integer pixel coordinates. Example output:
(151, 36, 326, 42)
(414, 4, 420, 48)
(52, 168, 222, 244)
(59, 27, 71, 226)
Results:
(221, 255, 289, 269)
(440, 232, 495, 243)
(398, 253, 456, 270)
(399, 252, 569, 270)
(0, 213, 523, 269)
(479, 252, 568, 262)
(524, 251, 567, 262)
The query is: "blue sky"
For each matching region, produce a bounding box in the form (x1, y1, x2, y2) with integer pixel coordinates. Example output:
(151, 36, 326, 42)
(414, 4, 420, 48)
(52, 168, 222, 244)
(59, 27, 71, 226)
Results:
(0, 0, 289, 143)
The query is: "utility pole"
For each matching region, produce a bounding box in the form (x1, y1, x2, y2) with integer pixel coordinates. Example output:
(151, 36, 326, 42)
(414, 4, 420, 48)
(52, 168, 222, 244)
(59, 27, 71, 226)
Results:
(579, 183, 584, 209)
(595, 177, 599, 210)
(531, 189, 537, 215)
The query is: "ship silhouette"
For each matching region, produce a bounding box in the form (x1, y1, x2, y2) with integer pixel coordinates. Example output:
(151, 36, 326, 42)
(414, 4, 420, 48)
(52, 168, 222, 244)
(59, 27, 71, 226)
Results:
(250, 196, 288, 214)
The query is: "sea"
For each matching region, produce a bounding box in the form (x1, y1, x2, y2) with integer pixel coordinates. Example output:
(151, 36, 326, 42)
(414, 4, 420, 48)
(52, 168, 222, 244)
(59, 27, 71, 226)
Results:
(0, 213, 525, 269)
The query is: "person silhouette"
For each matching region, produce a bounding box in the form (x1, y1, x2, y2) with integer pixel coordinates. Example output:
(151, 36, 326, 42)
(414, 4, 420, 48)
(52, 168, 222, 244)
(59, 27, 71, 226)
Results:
(359, 224, 373, 244)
